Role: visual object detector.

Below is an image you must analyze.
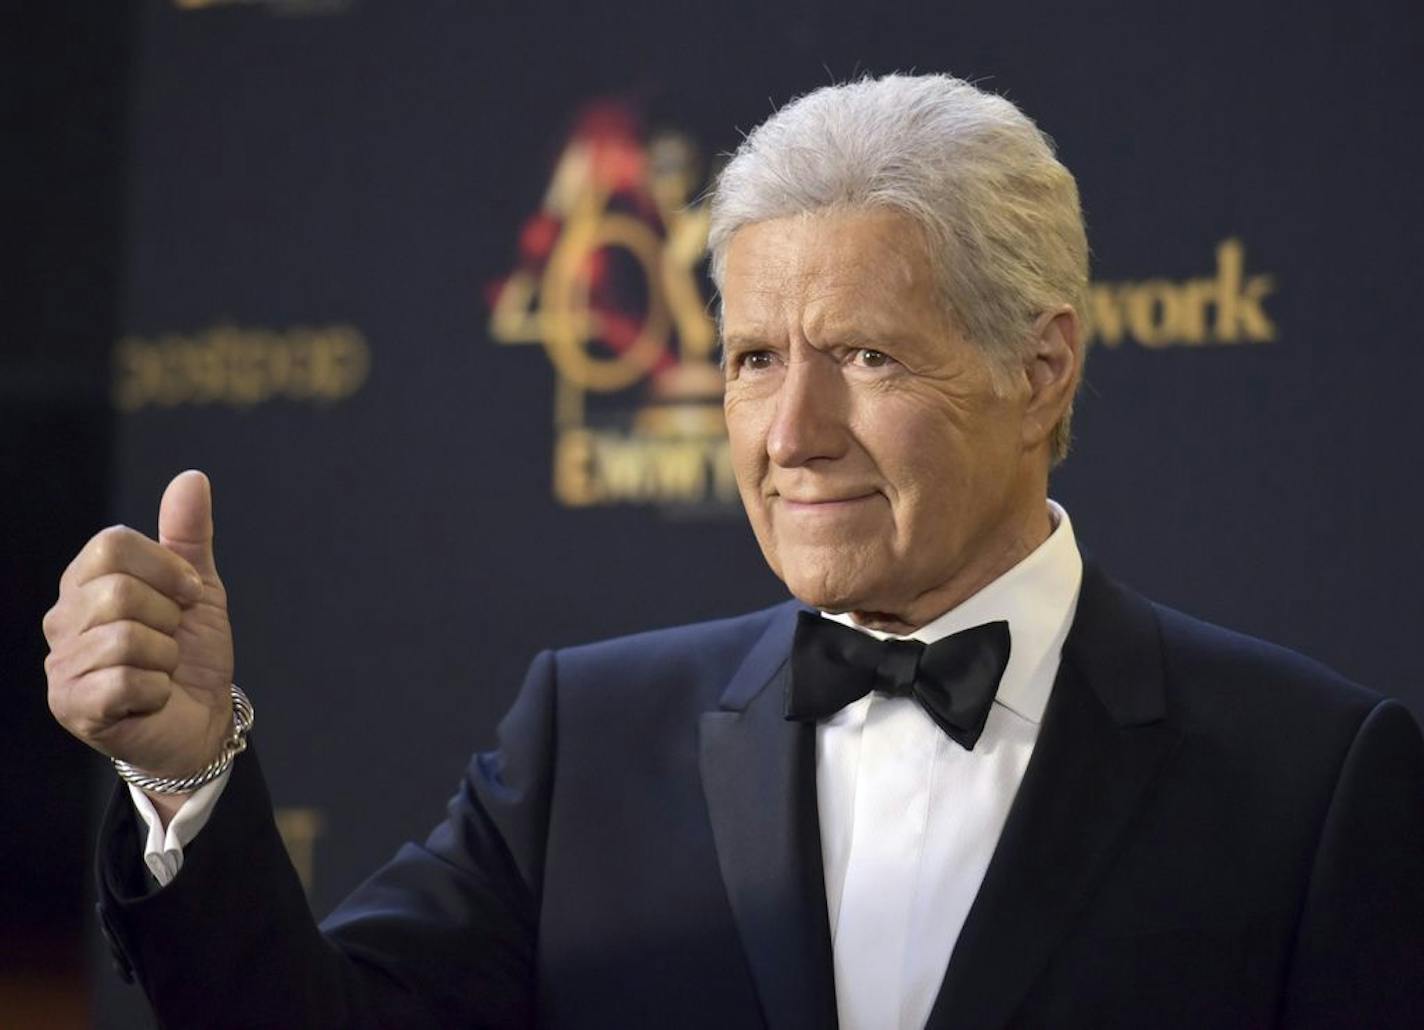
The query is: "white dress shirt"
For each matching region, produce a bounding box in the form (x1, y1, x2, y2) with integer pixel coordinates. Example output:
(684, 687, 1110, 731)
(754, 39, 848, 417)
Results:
(817, 501, 1082, 1030)
(129, 768, 229, 884)
(134, 502, 1082, 1030)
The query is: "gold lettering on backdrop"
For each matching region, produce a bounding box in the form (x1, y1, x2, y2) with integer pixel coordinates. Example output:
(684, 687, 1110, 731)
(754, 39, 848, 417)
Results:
(114, 323, 370, 411)
(489, 106, 732, 512)
(1088, 239, 1277, 348)
(274, 807, 325, 894)
(554, 429, 738, 507)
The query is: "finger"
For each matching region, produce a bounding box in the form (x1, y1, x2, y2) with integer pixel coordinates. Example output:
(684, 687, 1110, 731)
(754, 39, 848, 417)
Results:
(73, 574, 184, 636)
(71, 620, 181, 678)
(65, 525, 204, 603)
(45, 574, 184, 644)
(42, 598, 66, 647)
(158, 471, 218, 583)
(67, 666, 170, 736)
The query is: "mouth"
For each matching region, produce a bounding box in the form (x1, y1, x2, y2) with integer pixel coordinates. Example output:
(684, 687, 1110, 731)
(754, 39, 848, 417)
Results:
(777, 492, 879, 513)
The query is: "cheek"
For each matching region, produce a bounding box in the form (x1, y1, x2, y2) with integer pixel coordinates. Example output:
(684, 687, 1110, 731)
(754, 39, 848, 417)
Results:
(724, 400, 775, 540)
(895, 413, 1022, 552)
(858, 399, 973, 498)
(855, 405, 997, 559)
(725, 398, 768, 479)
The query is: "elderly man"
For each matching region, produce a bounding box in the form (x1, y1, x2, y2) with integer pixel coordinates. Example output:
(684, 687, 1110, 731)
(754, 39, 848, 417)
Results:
(45, 74, 1424, 1028)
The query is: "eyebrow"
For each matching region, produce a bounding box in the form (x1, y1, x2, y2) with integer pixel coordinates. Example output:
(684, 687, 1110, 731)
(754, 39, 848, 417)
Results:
(820, 329, 914, 351)
(720, 333, 771, 352)
(720, 329, 917, 352)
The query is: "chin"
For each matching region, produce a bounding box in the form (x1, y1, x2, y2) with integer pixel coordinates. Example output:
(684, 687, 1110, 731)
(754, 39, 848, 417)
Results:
(779, 563, 881, 615)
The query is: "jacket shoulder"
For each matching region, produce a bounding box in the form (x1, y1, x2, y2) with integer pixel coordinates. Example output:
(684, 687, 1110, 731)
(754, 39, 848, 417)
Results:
(1149, 598, 1382, 721)
(1139, 595, 1412, 787)
(1075, 562, 1393, 752)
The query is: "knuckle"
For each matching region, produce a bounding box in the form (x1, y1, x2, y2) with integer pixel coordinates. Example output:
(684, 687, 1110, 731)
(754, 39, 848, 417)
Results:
(76, 669, 121, 725)
(45, 645, 74, 684)
(90, 621, 130, 663)
(118, 665, 150, 692)
(91, 665, 122, 695)
(96, 664, 125, 690)
(49, 682, 85, 734)
(47, 685, 69, 725)
(94, 673, 133, 721)
(60, 548, 87, 590)
(111, 620, 142, 654)
(99, 667, 163, 721)
(100, 575, 135, 616)
(88, 537, 114, 570)
(90, 525, 134, 568)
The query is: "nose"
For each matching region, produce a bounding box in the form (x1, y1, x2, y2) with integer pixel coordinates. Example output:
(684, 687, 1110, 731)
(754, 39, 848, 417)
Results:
(766, 350, 847, 468)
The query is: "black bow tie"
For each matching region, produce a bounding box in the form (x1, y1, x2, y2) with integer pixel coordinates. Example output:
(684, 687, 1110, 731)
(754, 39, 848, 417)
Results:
(785, 611, 1011, 750)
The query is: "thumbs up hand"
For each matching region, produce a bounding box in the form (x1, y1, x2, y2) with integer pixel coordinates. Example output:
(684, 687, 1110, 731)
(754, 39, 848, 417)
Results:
(44, 471, 237, 798)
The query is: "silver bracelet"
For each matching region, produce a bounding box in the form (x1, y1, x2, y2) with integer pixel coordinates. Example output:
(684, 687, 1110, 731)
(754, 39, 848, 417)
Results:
(112, 684, 255, 795)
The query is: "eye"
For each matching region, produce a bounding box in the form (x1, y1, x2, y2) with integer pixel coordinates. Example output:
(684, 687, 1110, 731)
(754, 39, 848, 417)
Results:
(853, 348, 895, 369)
(732, 350, 777, 373)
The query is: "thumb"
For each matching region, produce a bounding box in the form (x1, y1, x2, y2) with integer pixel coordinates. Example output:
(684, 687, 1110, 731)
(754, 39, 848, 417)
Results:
(158, 469, 219, 581)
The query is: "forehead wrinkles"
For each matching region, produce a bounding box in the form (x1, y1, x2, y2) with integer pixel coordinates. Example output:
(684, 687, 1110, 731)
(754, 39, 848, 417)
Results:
(723, 210, 934, 342)
(801, 228, 931, 343)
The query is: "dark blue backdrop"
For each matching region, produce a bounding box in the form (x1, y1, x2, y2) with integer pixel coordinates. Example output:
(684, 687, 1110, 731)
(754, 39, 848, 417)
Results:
(100, 0, 1424, 1024)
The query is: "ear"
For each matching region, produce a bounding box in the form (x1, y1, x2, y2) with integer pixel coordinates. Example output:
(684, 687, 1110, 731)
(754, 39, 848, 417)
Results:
(1020, 305, 1082, 451)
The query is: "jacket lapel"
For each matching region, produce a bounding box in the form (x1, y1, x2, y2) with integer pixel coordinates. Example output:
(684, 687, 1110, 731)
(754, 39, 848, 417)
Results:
(926, 563, 1183, 1029)
(699, 602, 838, 1030)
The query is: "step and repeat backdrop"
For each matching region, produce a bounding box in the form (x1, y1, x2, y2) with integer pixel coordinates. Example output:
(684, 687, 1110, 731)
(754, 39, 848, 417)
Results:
(102, 0, 1422, 1022)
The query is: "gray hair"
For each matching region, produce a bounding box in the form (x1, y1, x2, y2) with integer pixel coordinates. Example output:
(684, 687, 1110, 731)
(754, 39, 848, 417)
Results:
(707, 73, 1089, 463)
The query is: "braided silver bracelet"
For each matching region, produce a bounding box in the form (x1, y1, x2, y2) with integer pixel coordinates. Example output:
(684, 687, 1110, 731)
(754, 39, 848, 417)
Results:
(112, 684, 255, 795)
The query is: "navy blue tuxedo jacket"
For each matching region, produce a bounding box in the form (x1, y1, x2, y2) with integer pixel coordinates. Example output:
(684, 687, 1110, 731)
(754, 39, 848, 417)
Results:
(97, 564, 1424, 1028)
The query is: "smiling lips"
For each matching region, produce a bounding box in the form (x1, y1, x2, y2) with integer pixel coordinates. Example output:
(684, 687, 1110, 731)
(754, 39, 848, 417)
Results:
(778, 492, 879, 512)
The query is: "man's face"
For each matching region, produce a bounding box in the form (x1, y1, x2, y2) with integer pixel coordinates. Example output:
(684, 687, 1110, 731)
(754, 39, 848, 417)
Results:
(721, 208, 1042, 626)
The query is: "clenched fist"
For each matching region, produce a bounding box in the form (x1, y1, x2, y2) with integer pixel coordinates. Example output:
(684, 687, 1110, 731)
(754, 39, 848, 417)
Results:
(43, 470, 236, 805)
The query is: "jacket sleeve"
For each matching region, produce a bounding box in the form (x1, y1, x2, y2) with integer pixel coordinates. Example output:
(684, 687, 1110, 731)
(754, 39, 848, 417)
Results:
(1279, 697, 1424, 1028)
(95, 650, 560, 1030)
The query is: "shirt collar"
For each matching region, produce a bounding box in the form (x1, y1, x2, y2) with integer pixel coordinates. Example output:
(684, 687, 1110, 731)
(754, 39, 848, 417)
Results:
(823, 500, 1083, 725)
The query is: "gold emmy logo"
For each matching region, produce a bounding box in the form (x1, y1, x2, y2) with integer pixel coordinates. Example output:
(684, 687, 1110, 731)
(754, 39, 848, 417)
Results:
(488, 103, 736, 511)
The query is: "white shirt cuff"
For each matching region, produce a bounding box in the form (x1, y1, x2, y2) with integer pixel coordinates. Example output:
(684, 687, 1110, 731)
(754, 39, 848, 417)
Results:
(128, 766, 232, 886)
